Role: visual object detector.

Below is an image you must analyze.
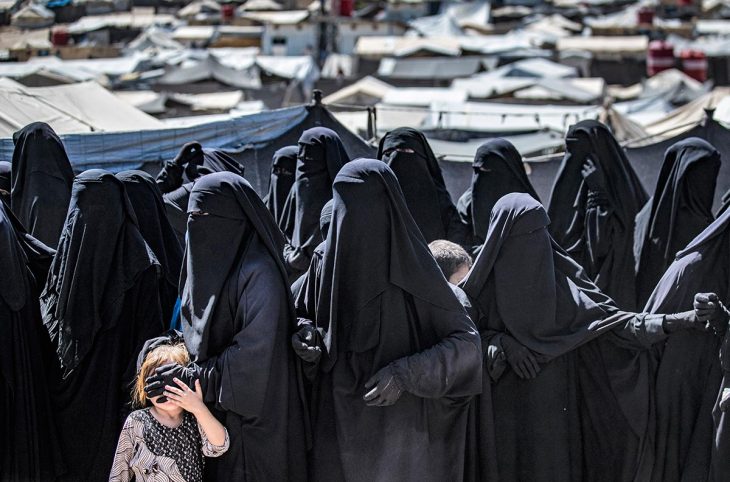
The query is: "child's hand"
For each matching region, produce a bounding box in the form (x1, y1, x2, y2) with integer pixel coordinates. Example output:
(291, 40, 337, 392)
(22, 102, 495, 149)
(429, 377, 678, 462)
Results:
(164, 378, 207, 415)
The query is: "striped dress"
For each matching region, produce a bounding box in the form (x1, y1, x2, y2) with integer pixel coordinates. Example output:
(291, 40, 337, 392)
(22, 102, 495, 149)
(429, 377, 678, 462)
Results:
(109, 409, 229, 482)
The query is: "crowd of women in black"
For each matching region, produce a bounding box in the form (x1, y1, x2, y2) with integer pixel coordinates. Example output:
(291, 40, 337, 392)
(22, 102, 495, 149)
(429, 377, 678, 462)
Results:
(2, 118, 729, 482)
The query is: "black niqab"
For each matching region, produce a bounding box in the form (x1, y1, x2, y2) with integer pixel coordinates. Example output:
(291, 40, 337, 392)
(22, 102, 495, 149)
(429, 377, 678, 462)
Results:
(377, 127, 459, 242)
(646, 205, 730, 482)
(10, 122, 74, 249)
(116, 170, 184, 323)
(457, 138, 540, 246)
(265, 145, 298, 232)
(180, 172, 307, 481)
(548, 120, 648, 310)
(634, 138, 720, 307)
(0, 201, 64, 481)
(306, 159, 482, 481)
(281, 127, 349, 269)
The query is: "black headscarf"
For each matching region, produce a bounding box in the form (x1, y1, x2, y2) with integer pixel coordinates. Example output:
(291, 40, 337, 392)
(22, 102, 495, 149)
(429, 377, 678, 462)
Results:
(462, 193, 623, 359)
(457, 138, 540, 244)
(265, 145, 298, 232)
(645, 205, 730, 481)
(41, 169, 160, 376)
(181, 172, 289, 359)
(0, 191, 65, 481)
(10, 122, 74, 249)
(116, 170, 184, 322)
(634, 138, 720, 307)
(282, 127, 349, 260)
(306, 159, 481, 481)
(0, 161, 10, 205)
(548, 120, 648, 310)
(377, 127, 458, 242)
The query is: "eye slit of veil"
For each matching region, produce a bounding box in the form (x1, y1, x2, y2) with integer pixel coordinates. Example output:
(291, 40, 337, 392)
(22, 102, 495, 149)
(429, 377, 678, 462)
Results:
(189, 211, 209, 217)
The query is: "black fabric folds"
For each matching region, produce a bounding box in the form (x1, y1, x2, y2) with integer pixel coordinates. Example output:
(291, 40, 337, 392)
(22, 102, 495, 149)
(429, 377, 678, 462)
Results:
(281, 127, 349, 275)
(457, 138, 540, 247)
(634, 138, 720, 307)
(180, 172, 307, 481)
(40, 169, 164, 481)
(646, 207, 730, 482)
(304, 159, 482, 482)
(264, 145, 298, 232)
(0, 161, 10, 205)
(10, 122, 74, 249)
(0, 201, 64, 482)
(377, 127, 461, 243)
(116, 170, 184, 323)
(548, 120, 648, 310)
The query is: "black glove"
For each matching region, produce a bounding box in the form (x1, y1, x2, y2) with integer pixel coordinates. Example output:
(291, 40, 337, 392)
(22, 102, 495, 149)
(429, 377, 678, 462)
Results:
(694, 292, 729, 336)
(502, 335, 540, 379)
(136, 331, 184, 372)
(363, 365, 403, 407)
(663, 310, 707, 333)
(144, 363, 200, 400)
(174, 142, 203, 167)
(581, 157, 606, 193)
(291, 324, 322, 364)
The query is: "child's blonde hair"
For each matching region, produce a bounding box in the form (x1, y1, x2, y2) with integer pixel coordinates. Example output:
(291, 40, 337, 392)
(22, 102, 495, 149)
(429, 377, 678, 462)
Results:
(132, 343, 190, 408)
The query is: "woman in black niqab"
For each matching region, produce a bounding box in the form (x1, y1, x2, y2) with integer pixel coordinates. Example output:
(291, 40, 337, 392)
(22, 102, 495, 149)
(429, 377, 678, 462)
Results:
(296, 159, 482, 482)
(457, 138, 540, 252)
(548, 120, 648, 310)
(41, 169, 164, 481)
(0, 200, 64, 482)
(281, 127, 349, 277)
(116, 170, 184, 324)
(377, 127, 464, 243)
(145, 172, 307, 481)
(264, 145, 297, 233)
(461, 193, 683, 482)
(634, 138, 720, 307)
(646, 206, 730, 482)
(10, 122, 74, 249)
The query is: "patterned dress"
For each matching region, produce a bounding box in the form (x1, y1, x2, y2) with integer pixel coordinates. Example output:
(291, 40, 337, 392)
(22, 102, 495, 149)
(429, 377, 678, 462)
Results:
(109, 409, 229, 482)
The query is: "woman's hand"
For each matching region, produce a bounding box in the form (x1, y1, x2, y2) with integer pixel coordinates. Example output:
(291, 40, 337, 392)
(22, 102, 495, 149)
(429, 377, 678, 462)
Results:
(164, 378, 207, 415)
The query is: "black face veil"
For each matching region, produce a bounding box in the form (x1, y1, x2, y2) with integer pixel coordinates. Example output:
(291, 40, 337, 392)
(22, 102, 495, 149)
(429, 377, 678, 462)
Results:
(377, 127, 456, 242)
(265, 145, 298, 231)
(10, 122, 74, 248)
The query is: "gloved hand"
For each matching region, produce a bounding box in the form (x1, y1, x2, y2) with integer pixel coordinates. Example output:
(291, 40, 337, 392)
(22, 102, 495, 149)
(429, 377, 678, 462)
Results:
(363, 365, 403, 407)
(291, 324, 322, 364)
(694, 292, 730, 336)
(663, 310, 708, 333)
(145, 363, 200, 401)
(502, 335, 540, 379)
(174, 142, 203, 167)
(581, 157, 606, 193)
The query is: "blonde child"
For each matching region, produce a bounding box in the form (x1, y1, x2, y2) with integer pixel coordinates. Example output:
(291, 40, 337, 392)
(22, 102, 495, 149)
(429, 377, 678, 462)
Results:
(109, 342, 229, 481)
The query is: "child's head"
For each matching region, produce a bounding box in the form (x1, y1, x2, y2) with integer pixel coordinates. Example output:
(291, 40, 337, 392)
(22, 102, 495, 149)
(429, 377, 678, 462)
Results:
(133, 343, 190, 409)
(428, 240, 473, 284)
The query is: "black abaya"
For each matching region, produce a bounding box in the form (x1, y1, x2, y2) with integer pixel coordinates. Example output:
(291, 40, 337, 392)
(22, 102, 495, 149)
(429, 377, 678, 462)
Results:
(116, 170, 184, 324)
(548, 120, 648, 311)
(10, 122, 74, 249)
(646, 206, 730, 482)
(299, 159, 482, 482)
(461, 193, 668, 482)
(177, 172, 307, 481)
(264, 145, 297, 233)
(377, 127, 464, 243)
(282, 127, 349, 276)
(0, 161, 10, 205)
(0, 201, 64, 482)
(456, 138, 540, 251)
(634, 138, 720, 307)
(40, 170, 164, 481)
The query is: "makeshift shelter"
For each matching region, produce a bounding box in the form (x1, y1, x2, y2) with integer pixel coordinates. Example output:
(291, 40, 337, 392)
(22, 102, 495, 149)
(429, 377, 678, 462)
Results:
(11, 3, 54, 28)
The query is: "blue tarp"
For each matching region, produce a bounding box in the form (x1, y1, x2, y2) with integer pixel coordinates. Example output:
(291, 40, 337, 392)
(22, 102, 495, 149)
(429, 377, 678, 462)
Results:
(0, 106, 309, 172)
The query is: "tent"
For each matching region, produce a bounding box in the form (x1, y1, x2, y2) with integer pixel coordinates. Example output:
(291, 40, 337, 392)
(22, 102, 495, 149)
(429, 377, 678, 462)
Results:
(0, 100, 375, 195)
